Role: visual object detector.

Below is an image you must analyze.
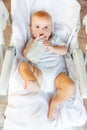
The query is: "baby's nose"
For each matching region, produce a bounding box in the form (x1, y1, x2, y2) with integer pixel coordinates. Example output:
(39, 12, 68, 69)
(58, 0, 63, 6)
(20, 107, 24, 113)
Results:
(40, 28, 46, 33)
(40, 28, 44, 32)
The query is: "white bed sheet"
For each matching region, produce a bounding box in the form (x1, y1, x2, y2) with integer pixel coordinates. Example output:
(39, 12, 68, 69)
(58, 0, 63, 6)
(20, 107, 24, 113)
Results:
(3, 0, 87, 130)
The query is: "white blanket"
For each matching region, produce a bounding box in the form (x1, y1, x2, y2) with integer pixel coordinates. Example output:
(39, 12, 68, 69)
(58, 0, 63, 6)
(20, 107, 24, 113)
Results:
(3, 0, 87, 130)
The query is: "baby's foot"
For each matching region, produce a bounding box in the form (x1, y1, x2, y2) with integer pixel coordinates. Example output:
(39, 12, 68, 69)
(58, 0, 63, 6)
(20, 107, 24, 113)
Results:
(23, 80, 40, 92)
(48, 100, 58, 120)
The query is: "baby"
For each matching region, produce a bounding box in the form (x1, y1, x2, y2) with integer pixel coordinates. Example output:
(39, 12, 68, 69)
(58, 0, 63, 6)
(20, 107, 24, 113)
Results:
(18, 11, 75, 120)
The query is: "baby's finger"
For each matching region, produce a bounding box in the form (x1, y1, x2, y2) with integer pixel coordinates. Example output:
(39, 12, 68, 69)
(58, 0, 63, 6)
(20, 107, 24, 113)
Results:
(43, 41, 50, 45)
(39, 34, 46, 39)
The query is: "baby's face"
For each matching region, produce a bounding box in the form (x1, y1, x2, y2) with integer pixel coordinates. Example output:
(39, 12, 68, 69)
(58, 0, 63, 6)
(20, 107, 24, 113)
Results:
(30, 16, 52, 40)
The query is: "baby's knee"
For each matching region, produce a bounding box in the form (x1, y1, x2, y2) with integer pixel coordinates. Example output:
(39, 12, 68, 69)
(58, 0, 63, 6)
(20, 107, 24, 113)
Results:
(18, 62, 28, 72)
(55, 79, 75, 95)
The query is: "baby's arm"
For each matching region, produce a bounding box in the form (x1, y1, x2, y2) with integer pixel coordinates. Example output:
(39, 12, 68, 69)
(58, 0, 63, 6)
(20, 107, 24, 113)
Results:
(43, 40, 67, 55)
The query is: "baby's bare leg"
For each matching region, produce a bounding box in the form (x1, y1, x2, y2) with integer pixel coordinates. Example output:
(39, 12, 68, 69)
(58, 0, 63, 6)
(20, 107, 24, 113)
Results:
(18, 62, 42, 91)
(48, 73, 75, 120)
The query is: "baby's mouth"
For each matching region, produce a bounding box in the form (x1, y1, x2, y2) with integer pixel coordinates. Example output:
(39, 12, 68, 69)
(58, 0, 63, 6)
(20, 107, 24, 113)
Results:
(39, 34, 47, 39)
(39, 34, 44, 36)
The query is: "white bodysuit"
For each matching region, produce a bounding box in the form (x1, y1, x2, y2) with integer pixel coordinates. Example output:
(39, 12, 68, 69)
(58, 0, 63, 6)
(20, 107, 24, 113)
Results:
(27, 35, 67, 93)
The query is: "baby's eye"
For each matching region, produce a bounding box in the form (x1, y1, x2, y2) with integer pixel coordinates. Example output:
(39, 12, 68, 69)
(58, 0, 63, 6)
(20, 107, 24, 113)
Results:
(36, 26, 39, 28)
(44, 26, 48, 29)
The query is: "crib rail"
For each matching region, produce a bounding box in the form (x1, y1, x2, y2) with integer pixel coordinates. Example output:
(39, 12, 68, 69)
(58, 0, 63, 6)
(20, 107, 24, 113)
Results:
(0, 46, 16, 95)
(72, 48, 87, 98)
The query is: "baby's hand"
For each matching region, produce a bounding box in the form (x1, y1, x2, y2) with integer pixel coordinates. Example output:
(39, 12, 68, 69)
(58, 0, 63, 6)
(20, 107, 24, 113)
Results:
(43, 40, 50, 45)
(32, 36, 40, 43)
(43, 40, 53, 50)
(34, 34, 46, 42)
(39, 34, 49, 41)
